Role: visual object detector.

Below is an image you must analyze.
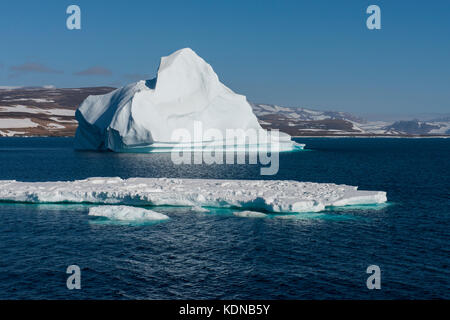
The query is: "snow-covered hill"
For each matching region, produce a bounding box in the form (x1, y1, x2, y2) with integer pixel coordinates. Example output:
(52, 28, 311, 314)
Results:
(251, 103, 450, 136)
(252, 103, 364, 123)
(0, 86, 114, 136)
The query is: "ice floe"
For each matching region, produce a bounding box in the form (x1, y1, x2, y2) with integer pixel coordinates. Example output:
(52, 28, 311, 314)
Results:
(233, 211, 268, 218)
(191, 206, 210, 213)
(88, 205, 169, 221)
(0, 177, 387, 213)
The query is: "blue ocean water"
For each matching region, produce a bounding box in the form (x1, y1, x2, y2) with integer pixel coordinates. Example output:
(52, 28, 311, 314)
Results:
(0, 137, 448, 299)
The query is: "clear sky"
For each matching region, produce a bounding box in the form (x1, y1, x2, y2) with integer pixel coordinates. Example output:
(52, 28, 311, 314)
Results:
(0, 0, 449, 116)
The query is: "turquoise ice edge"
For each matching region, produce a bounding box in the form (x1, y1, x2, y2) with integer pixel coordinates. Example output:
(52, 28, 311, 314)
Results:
(105, 140, 306, 153)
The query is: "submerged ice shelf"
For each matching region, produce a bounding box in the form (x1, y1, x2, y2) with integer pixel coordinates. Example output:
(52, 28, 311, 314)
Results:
(0, 177, 387, 213)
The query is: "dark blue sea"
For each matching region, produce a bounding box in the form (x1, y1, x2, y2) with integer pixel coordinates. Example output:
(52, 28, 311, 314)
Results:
(0, 137, 448, 299)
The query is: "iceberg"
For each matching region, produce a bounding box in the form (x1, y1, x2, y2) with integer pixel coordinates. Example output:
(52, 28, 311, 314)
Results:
(74, 48, 301, 152)
(88, 205, 169, 221)
(0, 177, 387, 213)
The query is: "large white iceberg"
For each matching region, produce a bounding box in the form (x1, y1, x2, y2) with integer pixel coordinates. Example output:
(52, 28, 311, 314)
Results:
(0, 177, 387, 213)
(74, 48, 301, 152)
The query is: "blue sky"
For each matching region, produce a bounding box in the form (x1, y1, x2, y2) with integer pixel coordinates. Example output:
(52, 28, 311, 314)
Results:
(0, 0, 449, 116)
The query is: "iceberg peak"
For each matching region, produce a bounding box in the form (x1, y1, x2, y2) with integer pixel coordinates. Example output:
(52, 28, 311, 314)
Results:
(152, 47, 222, 104)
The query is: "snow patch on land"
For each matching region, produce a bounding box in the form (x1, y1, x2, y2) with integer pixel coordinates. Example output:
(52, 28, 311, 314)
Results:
(49, 117, 77, 123)
(0, 105, 75, 116)
(1, 98, 54, 103)
(47, 123, 65, 129)
(0, 130, 26, 137)
(0, 118, 38, 128)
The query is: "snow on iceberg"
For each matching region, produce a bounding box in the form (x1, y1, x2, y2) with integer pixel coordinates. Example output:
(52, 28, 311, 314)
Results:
(0, 177, 387, 213)
(74, 48, 301, 152)
(88, 205, 169, 221)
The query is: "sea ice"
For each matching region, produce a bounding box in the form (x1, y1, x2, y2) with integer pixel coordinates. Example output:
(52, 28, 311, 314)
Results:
(74, 48, 301, 152)
(233, 211, 268, 218)
(0, 177, 387, 213)
(88, 205, 169, 221)
(191, 206, 210, 213)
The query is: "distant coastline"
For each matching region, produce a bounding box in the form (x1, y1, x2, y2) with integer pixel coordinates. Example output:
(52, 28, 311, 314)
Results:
(292, 135, 450, 138)
(1, 86, 449, 138)
(1, 134, 448, 139)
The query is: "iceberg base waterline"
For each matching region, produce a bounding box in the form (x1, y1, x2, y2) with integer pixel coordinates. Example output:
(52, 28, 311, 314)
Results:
(0, 177, 387, 213)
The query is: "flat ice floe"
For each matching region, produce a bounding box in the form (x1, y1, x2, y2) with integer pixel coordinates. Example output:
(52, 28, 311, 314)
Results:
(233, 211, 268, 218)
(88, 205, 169, 221)
(0, 177, 387, 213)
